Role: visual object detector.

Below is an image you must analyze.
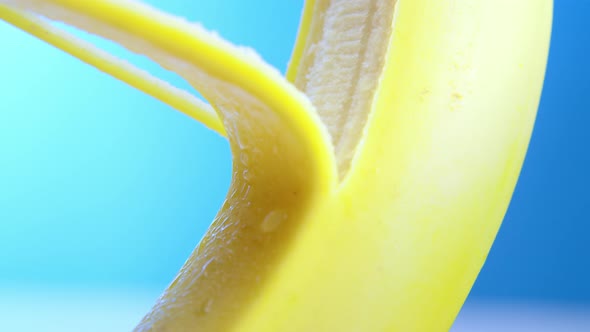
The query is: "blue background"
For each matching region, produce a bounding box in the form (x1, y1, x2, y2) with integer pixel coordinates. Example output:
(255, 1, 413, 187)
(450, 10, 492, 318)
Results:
(0, 0, 588, 318)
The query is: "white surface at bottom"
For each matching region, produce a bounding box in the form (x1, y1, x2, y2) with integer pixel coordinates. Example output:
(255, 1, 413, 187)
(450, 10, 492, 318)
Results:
(0, 287, 158, 331)
(0, 288, 588, 331)
(452, 301, 590, 332)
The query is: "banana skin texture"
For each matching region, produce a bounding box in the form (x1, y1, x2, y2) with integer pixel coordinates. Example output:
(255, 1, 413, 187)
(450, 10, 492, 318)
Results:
(0, 0, 552, 331)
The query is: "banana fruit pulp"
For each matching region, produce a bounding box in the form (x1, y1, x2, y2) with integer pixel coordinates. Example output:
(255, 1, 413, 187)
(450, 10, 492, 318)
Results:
(0, 0, 552, 331)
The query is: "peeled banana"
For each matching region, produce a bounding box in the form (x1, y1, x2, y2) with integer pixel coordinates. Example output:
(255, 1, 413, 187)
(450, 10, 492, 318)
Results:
(0, 0, 553, 331)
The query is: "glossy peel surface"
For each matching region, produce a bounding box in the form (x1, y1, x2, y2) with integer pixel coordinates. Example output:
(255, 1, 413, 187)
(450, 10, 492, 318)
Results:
(247, 1, 553, 331)
(0, 0, 552, 331)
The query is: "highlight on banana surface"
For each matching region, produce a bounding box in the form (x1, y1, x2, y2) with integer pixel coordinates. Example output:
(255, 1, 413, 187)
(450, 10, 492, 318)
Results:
(0, 0, 553, 331)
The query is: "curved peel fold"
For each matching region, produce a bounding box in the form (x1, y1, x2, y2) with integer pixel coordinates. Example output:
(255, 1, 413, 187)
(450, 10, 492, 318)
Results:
(0, 4, 226, 134)
(0, 0, 552, 331)
(1, 0, 338, 329)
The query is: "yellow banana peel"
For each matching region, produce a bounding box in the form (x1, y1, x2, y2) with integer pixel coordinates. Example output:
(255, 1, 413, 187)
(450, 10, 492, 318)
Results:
(0, 0, 553, 331)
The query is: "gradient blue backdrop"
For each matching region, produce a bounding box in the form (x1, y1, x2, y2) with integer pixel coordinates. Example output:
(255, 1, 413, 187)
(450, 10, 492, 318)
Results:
(0, 0, 588, 306)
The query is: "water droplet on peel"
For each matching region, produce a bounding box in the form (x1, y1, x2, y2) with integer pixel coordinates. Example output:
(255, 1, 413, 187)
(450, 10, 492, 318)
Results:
(240, 153, 249, 166)
(199, 298, 213, 315)
(243, 185, 251, 196)
(242, 169, 253, 182)
(234, 132, 246, 150)
(260, 209, 288, 233)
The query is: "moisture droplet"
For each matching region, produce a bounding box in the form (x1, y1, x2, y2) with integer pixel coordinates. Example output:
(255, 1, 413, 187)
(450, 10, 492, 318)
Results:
(240, 153, 250, 167)
(260, 209, 288, 233)
(242, 169, 254, 182)
(199, 298, 213, 315)
(234, 132, 246, 150)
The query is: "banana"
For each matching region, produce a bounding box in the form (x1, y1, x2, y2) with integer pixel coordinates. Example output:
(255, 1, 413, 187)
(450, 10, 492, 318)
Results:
(0, 0, 552, 331)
